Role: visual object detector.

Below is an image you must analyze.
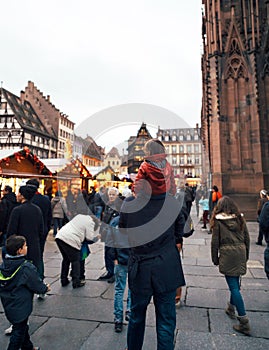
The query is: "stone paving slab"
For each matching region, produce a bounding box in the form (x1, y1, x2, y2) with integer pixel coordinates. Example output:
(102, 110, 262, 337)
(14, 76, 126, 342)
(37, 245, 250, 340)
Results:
(176, 306, 208, 333)
(183, 265, 221, 277)
(31, 317, 99, 350)
(241, 277, 269, 290)
(185, 275, 227, 289)
(32, 295, 114, 323)
(80, 322, 158, 350)
(186, 287, 228, 308)
(51, 279, 110, 298)
(210, 309, 269, 339)
(175, 330, 269, 350)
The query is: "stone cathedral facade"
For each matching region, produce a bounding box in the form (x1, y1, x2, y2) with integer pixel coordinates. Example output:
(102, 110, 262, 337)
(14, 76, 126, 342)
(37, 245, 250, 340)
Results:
(201, 0, 269, 218)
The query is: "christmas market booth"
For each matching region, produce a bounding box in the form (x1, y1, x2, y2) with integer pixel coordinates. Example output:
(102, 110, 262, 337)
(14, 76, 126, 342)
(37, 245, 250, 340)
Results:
(0, 147, 52, 194)
(41, 157, 92, 196)
(91, 165, 133, 193)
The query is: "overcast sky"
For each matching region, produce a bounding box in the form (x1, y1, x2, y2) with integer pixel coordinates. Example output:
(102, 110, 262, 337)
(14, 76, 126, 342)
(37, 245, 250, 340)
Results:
(1, 0, 203, 150)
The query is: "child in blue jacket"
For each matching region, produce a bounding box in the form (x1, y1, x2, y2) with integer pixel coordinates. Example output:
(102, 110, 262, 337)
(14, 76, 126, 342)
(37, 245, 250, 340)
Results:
(0, 235, 50, 350)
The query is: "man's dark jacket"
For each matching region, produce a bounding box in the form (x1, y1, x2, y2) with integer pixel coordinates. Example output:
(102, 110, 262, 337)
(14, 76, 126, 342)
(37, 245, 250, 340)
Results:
(0, 256, 48, 323)
(7, 202, 44, 269)
(0, 192, 18, 234)
(259, 201, 269, 243)
(119, 193, 185, 295)
(31, 193, 52, 239)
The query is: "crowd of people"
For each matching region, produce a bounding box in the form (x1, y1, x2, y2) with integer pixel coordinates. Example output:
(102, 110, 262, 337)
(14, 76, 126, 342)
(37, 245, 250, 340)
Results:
(0, 139, 268, 349)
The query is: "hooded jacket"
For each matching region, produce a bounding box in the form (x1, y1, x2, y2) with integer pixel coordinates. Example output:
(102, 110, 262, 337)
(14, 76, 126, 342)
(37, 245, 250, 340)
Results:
(134, 153, 176, 196)
(0, 256, 48, 323)
(211, 213, 250, 276)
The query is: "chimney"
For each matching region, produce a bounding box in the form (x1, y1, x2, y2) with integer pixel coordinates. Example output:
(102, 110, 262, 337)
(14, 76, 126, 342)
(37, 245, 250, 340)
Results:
(20, 91, 25, 103)
(47, 95, 50, 102)
(28, 81, 34, 91)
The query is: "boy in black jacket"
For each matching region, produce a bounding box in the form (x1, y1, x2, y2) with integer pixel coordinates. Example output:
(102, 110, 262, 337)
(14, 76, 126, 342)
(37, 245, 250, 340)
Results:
(0, 235, 50, 350)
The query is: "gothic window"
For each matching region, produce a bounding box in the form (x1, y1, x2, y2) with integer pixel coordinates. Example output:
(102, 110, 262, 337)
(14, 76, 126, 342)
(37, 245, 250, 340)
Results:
(226, 38, 247, 79)
(227, 58, 246, 79)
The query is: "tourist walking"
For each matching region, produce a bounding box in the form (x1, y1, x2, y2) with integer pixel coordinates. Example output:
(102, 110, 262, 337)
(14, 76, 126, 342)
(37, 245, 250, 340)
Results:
(210, 185, 222, 212)
(257, 194, 269, 279)
(256, 189, 268, 245)
(7, 185, 44, 277)
(51, 191, 66, 237)
(26, 179, 52, 286)
(199, 195, 209, 230)
(211, 196, 250, 335)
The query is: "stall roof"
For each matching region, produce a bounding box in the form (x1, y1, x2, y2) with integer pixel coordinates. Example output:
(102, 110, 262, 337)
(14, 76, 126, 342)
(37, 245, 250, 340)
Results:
(40, 158, 68, 173)
(0, 147, 52, 177)
(41, 158, 92, 178)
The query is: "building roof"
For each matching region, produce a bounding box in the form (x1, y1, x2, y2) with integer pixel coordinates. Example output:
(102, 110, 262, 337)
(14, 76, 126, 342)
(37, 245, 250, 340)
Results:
(106, 147, 120, 158)
(0, 88, 56, 139)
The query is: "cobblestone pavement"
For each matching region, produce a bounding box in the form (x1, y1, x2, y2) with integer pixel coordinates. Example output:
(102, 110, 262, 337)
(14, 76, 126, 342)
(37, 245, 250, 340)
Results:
(0, 207, 269, 349)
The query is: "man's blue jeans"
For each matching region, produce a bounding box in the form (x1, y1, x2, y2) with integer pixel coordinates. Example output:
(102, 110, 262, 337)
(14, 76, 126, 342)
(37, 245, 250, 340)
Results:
(225, 275, 246, 316)
(127, 290, 176, 350)
(114, 264, 131, 323)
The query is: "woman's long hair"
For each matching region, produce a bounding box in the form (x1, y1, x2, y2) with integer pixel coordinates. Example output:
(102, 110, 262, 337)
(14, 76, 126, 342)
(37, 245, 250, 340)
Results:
(210, 195, 244, 230)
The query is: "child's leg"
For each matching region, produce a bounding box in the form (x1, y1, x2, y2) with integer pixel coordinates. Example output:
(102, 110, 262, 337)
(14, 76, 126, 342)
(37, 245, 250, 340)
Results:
(8, 318, 33, 350)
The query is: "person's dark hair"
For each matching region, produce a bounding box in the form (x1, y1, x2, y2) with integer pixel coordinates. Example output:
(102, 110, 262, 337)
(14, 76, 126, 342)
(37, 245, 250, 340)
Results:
(210, 195, 244, 230)
(212, 185, 218, 192)
(26, 178, 40, 189)
(55, 190, 62, 197)
(4, 185, 12, 193)
(144, 139, 165, 156)
(19, 185, 36, 200)
(6, 235, 26, 256)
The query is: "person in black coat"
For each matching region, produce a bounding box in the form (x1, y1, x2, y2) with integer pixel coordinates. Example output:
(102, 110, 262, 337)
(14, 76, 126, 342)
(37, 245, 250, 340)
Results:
(119, 193, 185, 350)
(0, 235, 50, 349)
(0, 185, 18, 247)
(258, 197, 269, 279)
(7, 185, 44, 278)
(26, 179, 52, 281)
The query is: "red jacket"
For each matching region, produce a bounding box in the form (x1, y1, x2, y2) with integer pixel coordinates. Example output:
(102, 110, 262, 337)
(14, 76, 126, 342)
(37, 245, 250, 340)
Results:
(134, 154, 176, 196)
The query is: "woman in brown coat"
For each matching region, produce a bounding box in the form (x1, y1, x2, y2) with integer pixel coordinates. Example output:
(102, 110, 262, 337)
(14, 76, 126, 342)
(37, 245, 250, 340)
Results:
(211, 196, 250, 335)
